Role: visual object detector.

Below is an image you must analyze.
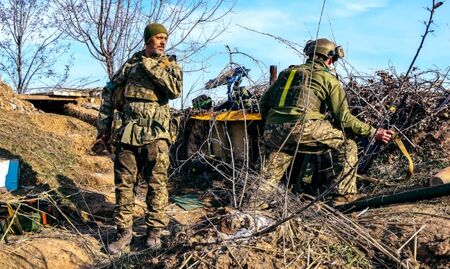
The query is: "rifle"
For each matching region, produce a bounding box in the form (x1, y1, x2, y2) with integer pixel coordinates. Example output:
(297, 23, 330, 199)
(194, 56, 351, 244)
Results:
(358, 92, 414, 178)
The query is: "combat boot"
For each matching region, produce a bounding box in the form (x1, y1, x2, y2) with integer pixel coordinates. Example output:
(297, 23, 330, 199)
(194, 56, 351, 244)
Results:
(145, 228, 162, 250)
(107, 226, 133, 255)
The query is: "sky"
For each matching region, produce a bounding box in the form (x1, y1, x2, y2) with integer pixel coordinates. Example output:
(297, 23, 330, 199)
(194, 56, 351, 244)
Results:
(37, 0, 450, 108)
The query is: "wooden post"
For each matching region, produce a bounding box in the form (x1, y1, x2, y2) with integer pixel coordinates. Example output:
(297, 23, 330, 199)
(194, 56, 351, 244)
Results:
(270, 65, 277, 85)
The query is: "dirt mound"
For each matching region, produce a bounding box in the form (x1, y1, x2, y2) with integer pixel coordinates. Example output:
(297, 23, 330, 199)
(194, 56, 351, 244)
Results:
(0, 229, 105, 269)
(0, 80, 36, 112)
(0, 110, 113, 189)
(0, 107, 114, 268)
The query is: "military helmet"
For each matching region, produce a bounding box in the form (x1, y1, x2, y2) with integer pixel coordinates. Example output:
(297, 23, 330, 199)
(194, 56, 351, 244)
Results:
(304, 38, 345, 61)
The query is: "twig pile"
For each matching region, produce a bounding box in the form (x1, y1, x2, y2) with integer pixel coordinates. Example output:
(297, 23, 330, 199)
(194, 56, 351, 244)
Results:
(344, 68, 450, 185)
(345, 68, 450, 152)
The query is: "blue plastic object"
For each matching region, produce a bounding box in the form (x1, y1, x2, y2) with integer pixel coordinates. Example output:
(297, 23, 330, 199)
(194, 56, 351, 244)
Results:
(226, 66, 250, 101)
(0, 159, 19, 191)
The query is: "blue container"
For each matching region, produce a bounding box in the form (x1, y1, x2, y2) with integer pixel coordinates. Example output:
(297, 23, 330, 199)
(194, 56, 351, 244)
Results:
(0, 159, 19, 191)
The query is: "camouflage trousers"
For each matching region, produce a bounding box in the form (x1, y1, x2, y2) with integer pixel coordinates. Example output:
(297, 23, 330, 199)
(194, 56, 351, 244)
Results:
(261, 120, 358, 196)
(114, 139, 170, 229)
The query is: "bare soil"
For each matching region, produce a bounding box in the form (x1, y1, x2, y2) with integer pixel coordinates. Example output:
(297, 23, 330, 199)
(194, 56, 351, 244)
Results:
(1, 80, 449, 268)
(357, 197, 450, 268)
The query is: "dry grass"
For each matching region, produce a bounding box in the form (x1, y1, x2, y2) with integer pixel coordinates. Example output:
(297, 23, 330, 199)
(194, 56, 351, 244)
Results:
(0, 110, 112, 189)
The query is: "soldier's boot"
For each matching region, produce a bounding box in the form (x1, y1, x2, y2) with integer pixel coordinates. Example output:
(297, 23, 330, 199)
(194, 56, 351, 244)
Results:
(107, 226, 133, 255)
(145, 228, 162, 250)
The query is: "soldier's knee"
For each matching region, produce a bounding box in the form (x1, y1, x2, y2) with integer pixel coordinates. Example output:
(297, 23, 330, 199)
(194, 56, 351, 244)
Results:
(347, 139, 357, 150)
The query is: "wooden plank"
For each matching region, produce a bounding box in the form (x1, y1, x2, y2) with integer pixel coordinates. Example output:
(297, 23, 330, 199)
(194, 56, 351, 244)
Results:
(17, 94, 78, 102)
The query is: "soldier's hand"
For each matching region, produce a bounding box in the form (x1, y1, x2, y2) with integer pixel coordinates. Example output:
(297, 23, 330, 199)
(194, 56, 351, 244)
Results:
(90, 137, 108, 155)
(90, 130, 112, 155)
(100, 131, 114, 153)
(375, 128, 394, 144)
(159, 58, 171, 69)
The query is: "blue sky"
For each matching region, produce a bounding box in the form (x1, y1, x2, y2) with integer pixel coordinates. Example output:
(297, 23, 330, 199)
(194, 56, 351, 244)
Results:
(66, 0, 450, 108)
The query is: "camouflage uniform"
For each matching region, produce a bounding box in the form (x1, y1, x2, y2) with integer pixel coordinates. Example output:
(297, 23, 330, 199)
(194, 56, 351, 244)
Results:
(97, 50, 182, 229)
(259, 59, 375, 195)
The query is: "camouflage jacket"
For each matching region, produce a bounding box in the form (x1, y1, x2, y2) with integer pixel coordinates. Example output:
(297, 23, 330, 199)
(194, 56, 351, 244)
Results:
(97, 50, 183, 145)
(259, 59, 375, 137)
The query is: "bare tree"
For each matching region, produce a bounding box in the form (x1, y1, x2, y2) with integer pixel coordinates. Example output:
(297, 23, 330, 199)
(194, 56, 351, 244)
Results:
(144, 0, 235, 72)
(54, 0, 143, 79)
(54, 0, 235, 79)
(0, 0, 71, 93)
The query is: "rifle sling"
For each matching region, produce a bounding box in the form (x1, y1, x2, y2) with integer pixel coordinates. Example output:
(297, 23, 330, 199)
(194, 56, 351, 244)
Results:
(393, 136, 414, 179)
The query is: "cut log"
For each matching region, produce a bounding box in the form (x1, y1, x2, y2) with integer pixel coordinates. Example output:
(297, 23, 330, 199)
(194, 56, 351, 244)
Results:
(430, 166, 450, 185)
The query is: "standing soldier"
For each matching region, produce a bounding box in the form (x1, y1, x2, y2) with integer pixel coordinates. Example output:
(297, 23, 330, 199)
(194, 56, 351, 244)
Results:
(97, 23, 182, 254)
(258, 38, 393, 204)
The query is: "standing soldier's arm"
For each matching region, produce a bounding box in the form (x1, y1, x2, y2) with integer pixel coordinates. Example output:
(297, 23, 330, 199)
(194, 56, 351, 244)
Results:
(142, 57, 183, 99)
(96, 60, 132, 137)
(97, 84, 114, 138)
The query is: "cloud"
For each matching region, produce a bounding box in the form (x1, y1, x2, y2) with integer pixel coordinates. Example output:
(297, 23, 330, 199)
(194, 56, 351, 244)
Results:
(331, 0, 388, 17)
(214, 7, 315, 56)
(218, 9, 295, 42)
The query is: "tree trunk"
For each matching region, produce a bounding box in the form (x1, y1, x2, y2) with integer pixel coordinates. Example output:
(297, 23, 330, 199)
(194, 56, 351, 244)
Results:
(17, 37, 23, 94)
(106, 56, 115, 79)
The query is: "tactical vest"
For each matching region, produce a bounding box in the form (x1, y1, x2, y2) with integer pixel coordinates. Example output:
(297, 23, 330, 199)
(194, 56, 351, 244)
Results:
(269, 64, 322, 115)
(123, 56, 169, 104)
(111, 53, 174, 145)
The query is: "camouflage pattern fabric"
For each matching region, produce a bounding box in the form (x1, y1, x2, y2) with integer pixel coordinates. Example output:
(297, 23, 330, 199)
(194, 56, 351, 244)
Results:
(97, 50, 182, 145)
(261, 119, 358, 196)
(258, 58, 374, 197)
(97, 50, 182, 230)
(259, 59, 376, 138)
(114, 140, 170, 229)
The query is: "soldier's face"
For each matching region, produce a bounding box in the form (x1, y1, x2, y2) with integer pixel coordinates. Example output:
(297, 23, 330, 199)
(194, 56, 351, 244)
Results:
(146, 33, 168, 56)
